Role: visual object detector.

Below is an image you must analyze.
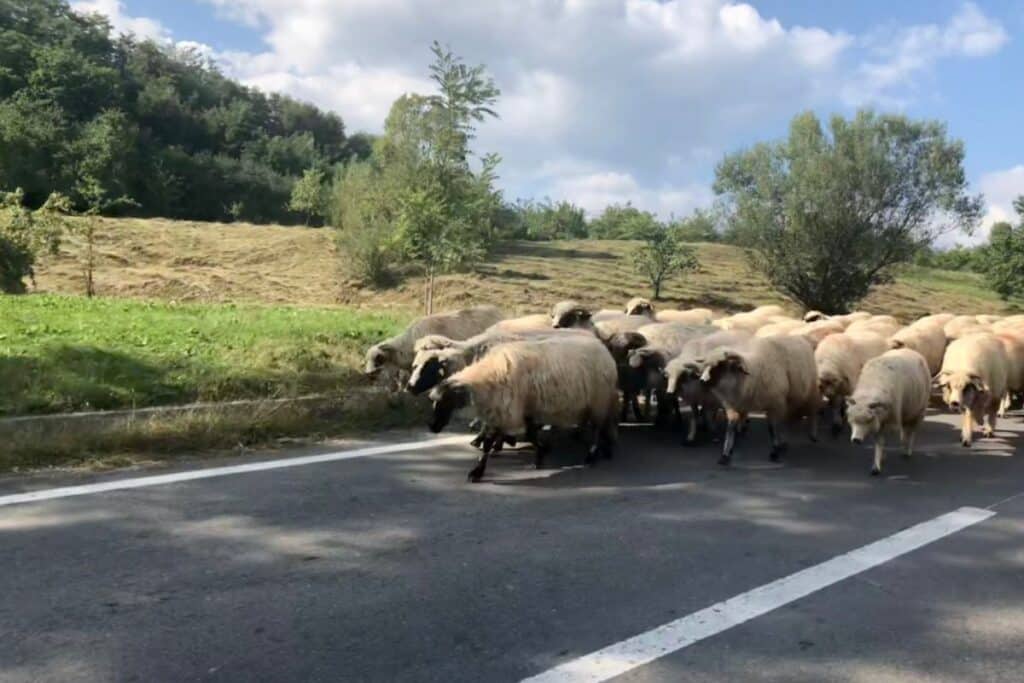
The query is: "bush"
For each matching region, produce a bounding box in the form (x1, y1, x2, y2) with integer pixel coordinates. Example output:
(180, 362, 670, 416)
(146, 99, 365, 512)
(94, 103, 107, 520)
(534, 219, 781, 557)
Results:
(632, 230, 699, 299)
(0, 189, 68, 293)
(331, 162, 395, 285)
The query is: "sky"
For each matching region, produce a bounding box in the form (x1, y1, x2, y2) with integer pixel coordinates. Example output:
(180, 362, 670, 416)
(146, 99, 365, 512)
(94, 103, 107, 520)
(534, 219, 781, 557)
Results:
(72, 0, 1024, 245)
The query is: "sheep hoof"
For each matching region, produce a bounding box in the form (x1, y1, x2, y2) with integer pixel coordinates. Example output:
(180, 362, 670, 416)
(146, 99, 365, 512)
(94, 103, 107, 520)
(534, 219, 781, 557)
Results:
(870, 467, 881, 476)
(961, 439, 972, 448)
(468, 418, 482, 431)
(469, 435, 484, 450)
(717, 454, 731, 467)
(982, 428, 994, 438)
(504, 436, 517, 447)
(831, 423, 843, 438)
(467, 466, 485, 483)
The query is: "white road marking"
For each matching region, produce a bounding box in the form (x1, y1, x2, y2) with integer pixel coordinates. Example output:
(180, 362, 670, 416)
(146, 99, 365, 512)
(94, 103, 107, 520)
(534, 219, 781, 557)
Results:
(0, 435, 471, 508)
(521, 506, 995, 683)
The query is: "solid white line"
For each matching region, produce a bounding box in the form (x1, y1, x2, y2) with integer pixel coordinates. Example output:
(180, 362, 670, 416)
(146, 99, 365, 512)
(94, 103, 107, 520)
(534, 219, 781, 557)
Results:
(0, 435, 471, 508)
(521, 506, 995, 683)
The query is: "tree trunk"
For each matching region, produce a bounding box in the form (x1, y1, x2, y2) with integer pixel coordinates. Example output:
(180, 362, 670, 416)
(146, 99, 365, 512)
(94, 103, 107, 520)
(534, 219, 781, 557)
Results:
(425, 266, 435, 315)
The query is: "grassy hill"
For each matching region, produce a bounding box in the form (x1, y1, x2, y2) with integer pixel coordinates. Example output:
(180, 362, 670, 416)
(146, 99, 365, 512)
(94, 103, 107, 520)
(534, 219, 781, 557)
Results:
(34, 217, 1016, 319)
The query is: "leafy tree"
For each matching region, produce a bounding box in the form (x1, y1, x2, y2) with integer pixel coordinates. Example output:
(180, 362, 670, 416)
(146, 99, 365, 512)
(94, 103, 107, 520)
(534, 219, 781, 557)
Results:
(984, 198, 1024, 300)
(288, 167, 328, 225)
(714, 110, 982, 313)
(588, 203, 663, 240)
(501, 199, 588, 240)
(331, 161, 395, 285)
(670, 209, 721, 243)
(632, 230, 698, 299)
(0, 188, 69, 293)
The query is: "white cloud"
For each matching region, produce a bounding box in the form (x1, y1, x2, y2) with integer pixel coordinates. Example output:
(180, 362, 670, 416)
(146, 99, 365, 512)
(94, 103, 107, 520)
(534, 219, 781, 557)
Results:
(843, 2, 1007, 106)
(71, 0, 171, 42)
(80, 0, 1006, 222)
(980, 166, 1024, 232)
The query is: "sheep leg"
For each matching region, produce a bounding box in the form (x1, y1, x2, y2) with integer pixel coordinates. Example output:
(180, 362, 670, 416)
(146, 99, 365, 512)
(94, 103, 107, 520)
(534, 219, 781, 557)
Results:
(960, 408, 974, 447)
(684, 405, 699, 445)
(599, 417, 618, 460)
(871, 432, 886, 476)
(467, 439, 496, 483)
(808, 404, 819, 443)
(829, 399, 843, 438)
(719, 410, 740, 466)
(902, 423, 917, 459)
(768, 415, 787, 462)
(584, 421, 601, 466)
(526, 418, 548, 470)
(998, 393, 1010, 419)
(983, 403, 998, 438)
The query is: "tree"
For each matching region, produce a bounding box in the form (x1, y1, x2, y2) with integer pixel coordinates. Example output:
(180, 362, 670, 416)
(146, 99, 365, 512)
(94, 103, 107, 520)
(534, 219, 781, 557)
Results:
(984, 197, 1024, 300)
(714, 110, 982, 313)
(632, 230, 699, 299)
(331, 161, 395, 285)
(0, 189, 69, 293)
(588, 203, 663, 240)
(670, 208, 721, 243)
(383, 43, 501, 313)
(288, 167, 328, 225)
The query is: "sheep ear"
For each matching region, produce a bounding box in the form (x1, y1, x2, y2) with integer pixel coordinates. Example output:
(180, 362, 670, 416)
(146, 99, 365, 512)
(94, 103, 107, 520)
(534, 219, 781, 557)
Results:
(969, 374, 989, 392)
(846, 397, 857, 406)
(868, 401, 884, 411)
(726, 352, 749, 375)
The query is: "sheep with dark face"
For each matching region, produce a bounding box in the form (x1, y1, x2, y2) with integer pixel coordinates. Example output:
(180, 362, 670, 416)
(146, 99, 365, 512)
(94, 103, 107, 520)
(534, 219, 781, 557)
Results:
(815, 332, 889, 436)
(699, 335, 819, 465)
(364, 305, 504, 386)
(848, 348, 931, 475)
(663, 330, 753, 443)
(550, 300, 626, 329)
(427, 336, 618, 482)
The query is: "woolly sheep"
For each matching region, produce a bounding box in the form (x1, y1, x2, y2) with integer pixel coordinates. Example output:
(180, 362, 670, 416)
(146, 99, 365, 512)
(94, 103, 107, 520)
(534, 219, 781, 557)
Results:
(943, 315, 988, 341)
(364, 305, 504, 383)
(714, 313, 772, 332)
(621, 324, 717, 424)
(699, 334, 819, 465)
(427, 336, 619, 482)
(655, 308, 715, 325)
(550, 300, 630, 329)
(623, 297, 657, 318)
(914, 313, 956, 329)
(977, 314, 1003, 325)
(488, 313, 553, 335)
(888, 323, 947, 376)
(992, 314, 1024, 333)
(845, 317, 902, 339)
(848, 348, 931, 475)
(749, 305, 787, 318)
(788, 319, 845, 347)
(802, 311, 871, 327)
(815, 332, 889, 435)
(755, 319, 804, 337)
(996, 332, 1024, 417)
(936, 333, 1009, 446)
(664, 330, 752, 443)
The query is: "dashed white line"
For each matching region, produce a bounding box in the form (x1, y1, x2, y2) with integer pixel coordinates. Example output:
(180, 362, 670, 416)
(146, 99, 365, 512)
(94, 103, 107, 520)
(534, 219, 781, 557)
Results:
(0, 434, 471, 508)
(521, 506, 995, 683)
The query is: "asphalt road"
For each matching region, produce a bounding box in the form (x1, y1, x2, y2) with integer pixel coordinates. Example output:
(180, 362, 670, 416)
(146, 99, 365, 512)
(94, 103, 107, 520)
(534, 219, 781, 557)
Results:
(2, 410, 1024, 682)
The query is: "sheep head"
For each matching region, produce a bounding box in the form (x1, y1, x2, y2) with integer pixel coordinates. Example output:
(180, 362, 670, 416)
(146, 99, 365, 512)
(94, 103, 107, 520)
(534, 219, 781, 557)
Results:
(699, 349, 749, 388)
(551, 300, 592, 329)
(847, 397, 888, 443)
(935, 370, 987, 412)
(624, 297, 655, 317)
(605, 331, 647, 363)
(364, 343, 395, 376)
(427, 380, 470, 433)
(407, 349, 463, 395)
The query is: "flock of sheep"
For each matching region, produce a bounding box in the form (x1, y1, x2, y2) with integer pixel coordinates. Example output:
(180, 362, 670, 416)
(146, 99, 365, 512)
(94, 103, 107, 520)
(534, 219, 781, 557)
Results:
(363, 299, 1024, 482)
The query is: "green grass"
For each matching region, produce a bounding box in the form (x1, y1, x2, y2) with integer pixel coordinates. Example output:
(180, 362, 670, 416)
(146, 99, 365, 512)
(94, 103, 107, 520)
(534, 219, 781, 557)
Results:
(0, 294, 409, 416)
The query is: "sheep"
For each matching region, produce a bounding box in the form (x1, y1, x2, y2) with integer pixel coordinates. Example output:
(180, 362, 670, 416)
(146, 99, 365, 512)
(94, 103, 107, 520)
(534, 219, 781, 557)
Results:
(996, 332, 1024, 417)
(803, 310, 827, 323)
(943, 315, 988, 341)
(788, 319, 845, 347)
(623, 297, 656, 318)
(655, 308, 715, 325)
(364, 305, 504, 386)
(749, 305, 787, 318)
(714, 313, 773, 332)
(848, 348, 931, 476)
(427, 336, 619, 482)
(888, 323, 947, 376)
(815, 332, 889, 436)
(620, 323, 717, 425)
(699, 334, 820, 465)
(802, 311, 871, 327)
(977, 314, 1003, 325)
(992, 315, 1024, 333)
(488, 313, 553, 335)
(845, 317, 902, 339)
(915, 313, 956, 329)
(755, 319, 804, 337)
(935, 333, 1009, 447)
(550, 300, 633, 329)
(664, 330, 752, 443)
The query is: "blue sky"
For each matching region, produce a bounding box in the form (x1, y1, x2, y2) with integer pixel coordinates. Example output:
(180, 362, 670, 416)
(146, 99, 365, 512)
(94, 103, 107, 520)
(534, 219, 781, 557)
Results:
(75, 0, 1023, 242)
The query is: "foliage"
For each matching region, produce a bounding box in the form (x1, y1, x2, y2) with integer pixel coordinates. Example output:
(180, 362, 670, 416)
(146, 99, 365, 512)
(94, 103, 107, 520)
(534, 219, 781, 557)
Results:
(0, 293, 408, 416)
(588, 203, 663, 240)
(288, 167, 329, 225)
(669, 208, 722, 243)
(331, 162, 396, 285)
(334, 43, 502, 313)
(915, 244, 988, 272)
(0, 189, 70, 292)
(0, 0, 359, 223)
(714, 110, 982, 313)
(983, 198, 1024, 300)
(498, 199, 588, 240)
(631, 230, 699, 299)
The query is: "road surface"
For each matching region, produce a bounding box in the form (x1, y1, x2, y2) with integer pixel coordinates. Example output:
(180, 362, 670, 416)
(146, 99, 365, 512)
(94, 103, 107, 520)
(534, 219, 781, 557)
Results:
(2, 411, 1024, 682)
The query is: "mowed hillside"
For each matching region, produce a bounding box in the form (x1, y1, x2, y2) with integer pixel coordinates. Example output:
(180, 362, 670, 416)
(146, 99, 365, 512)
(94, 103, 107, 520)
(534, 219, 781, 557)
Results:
(34, 217, 1015, 319)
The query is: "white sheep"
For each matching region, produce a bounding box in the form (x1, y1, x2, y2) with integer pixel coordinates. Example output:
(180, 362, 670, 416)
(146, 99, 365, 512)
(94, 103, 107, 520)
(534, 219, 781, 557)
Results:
(915, 312, 956, 329)
(788, 319, 845, 347)
(664, 330, 752, 443)
(755, 319, 804, 337)
(749, 305, 787, 318)
(936, 333, 1009, 446)
(844, 317, 902, 339)
(943, 315, 988, 341)
(848, 348, 931, 475)
(364, 305, 504, 386)
(888, 323, 947, 376)
(623, 297, 657, 318)
(427, 336, 619, 482)
(699, 334, 819, 465)
(815, 332, 889, 435)
(996, 332, 1024, 417)
(550, 300, 633, 329)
